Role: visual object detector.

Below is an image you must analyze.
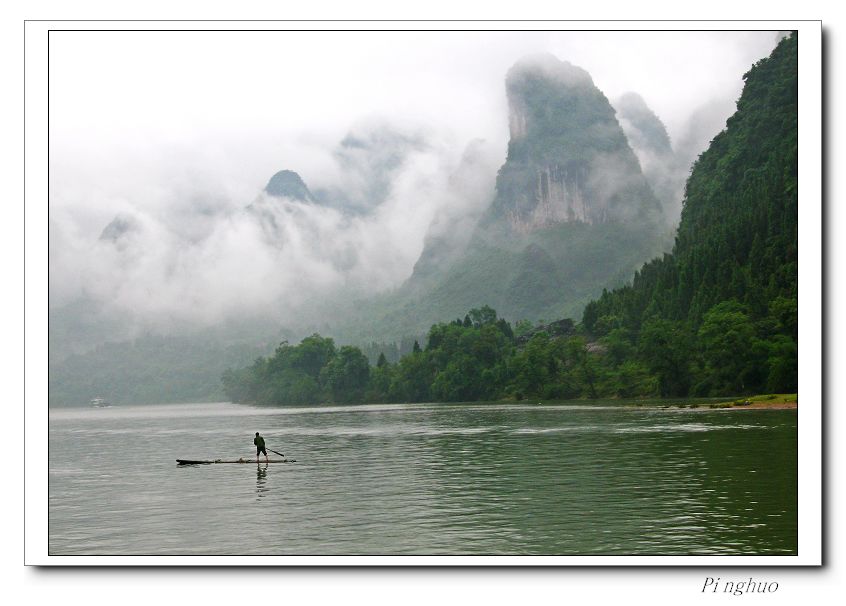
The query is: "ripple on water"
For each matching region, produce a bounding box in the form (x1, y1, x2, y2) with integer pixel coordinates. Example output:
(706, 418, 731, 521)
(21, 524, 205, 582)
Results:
(48, 402, 798, 556)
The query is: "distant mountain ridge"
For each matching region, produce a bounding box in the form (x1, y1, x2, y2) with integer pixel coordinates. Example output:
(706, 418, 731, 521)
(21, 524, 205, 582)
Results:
(482, 55, 661, 234)
(582, 33, 798, 396)
(367, 53, 669, 339)
(612, 91, 684, 224)
(264, 170, 315, 201)
(52, 48, 768, 406)
(614, 92, 672, 157)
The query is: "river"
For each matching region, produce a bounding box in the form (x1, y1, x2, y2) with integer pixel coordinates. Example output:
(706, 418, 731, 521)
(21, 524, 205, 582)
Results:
(48, 401, 797, 556)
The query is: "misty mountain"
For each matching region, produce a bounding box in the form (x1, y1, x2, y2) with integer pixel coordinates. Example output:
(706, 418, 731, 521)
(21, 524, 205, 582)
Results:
(613, 91, 685, 226)
(405, 138, 498, 287)
(674, 97, 739, 170)
(361, 54, 670, 339)
(614, 92, 673, 156)
(482, 55, 661, 231)
(264, 170, 315, 201)
(311, 124, 431, 216)
(222, 34, 799, 407)
(47, 47, 767, 406)
(99, 213, 142, 244)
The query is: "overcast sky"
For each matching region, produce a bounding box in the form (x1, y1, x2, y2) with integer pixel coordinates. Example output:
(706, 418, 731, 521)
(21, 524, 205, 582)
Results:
(49, 30, 778, 194)
(47, 29, 781, 329)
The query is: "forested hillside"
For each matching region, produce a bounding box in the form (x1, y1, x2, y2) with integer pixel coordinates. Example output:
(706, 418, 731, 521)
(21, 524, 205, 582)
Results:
(223, 34, 798, 406)
(363, 54, 669, 339)
(581, 32, 798, 396)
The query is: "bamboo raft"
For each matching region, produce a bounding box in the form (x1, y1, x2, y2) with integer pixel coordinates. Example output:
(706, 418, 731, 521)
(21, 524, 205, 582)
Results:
(176, 458, 295, 465)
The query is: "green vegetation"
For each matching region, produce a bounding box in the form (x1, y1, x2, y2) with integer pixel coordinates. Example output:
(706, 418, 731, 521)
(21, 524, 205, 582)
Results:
(224, 35, 798, 407)
(222, 301, 793, 406)
(225, 305, 596, 405)
(53, 38, 798, 409)
(580, 33, 797, 397)
(352, 218, 668, 346)
(362, 53, 669, 344)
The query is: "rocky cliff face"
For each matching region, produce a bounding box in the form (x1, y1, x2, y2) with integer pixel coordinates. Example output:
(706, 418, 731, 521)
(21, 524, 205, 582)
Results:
(380, 54, 669, 332)
(484, 54, 661, 235)
(502, 160, 595, 233)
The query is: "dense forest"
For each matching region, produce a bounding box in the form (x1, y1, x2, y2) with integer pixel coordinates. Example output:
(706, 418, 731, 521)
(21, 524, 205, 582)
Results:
(223, 33, 798, 406)
(223, 305, 597, 405)
(581, 32, 798, 397)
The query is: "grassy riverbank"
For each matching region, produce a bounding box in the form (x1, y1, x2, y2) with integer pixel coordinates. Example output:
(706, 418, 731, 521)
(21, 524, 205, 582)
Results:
(672, 394, 797, 410)
(709, 393, 798, 409)
(623, 394, 797, 411)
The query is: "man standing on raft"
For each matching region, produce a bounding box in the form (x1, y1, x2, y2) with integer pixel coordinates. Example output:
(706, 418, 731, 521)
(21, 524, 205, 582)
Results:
(254, 432, 269, 463)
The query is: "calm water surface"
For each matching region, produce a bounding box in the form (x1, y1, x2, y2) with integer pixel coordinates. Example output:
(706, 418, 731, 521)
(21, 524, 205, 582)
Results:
(48, 401, 797, 556)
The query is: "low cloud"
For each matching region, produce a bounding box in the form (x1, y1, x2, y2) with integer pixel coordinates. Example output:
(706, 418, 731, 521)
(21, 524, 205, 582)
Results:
(47, 30, 780, 341)
(49, 121, 501, 335)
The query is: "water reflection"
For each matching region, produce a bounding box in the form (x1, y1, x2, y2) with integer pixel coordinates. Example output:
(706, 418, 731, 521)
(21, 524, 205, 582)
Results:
(392, 407, 797, 554)
(48, 402, 797, 555)
(256, 464, 268, 501)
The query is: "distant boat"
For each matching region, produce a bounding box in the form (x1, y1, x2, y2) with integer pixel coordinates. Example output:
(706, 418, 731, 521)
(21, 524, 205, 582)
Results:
(90, 397, 112, 407)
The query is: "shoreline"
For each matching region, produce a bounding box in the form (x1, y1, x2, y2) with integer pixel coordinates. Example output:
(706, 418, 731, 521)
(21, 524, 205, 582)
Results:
(725, 400, 797, 410)
(717, 394, 797, 410)
(623, 394, 798, 411)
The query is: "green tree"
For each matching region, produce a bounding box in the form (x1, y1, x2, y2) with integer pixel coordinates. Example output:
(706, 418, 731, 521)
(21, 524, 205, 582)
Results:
(638, 318, 693, 397)
(288, 334, 337, 378)
(468, 305, 498, 328)
(514, 319, 534, 337)
(610, 360, 657, 398)
(430, 353, 485, 402)
(578, 34, 798, 399)
(764, 334, 798, 393)
(566, 336, 599, 399)
(367, 361, 394, 403)
(389, 350, 432, 402)
(321, 346, 371, 403)
(258, 367, 321, 405)
(510, 332, 553, 398)
(600, 328, 636, 366)
(697, 301, 759, 394)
